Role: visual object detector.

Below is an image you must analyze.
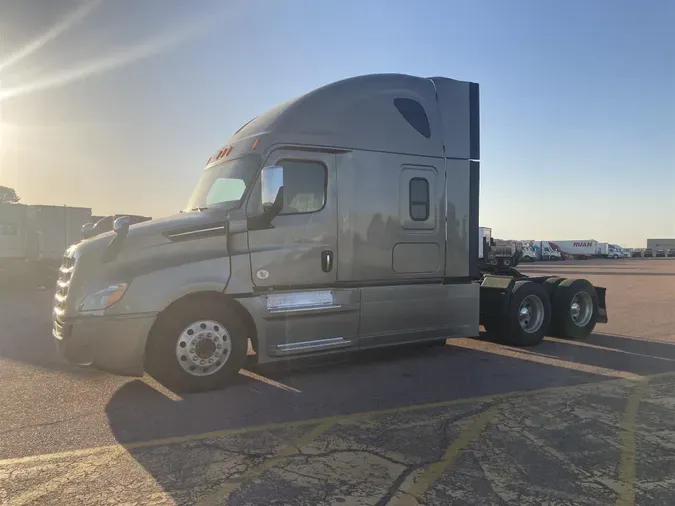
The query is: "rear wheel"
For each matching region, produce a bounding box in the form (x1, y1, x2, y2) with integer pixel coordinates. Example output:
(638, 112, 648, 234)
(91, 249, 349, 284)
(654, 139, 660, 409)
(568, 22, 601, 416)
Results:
(550, 278, 598, 339)
(543, 276, 564, 298)
(503, 281, 551, 346)
(146, 299, 248, 393)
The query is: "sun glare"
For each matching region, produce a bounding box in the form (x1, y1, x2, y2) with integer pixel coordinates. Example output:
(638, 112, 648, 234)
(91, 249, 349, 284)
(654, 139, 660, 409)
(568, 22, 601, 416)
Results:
(0, 122, 9, 159)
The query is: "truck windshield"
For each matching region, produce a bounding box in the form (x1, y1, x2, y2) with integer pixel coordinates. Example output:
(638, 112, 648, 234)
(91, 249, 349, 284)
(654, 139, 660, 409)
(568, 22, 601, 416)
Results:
(185, 154, 260, 212)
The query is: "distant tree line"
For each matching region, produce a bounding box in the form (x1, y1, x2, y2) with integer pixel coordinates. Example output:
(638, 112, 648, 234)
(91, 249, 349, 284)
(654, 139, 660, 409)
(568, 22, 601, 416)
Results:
(0, 186, 20, 204)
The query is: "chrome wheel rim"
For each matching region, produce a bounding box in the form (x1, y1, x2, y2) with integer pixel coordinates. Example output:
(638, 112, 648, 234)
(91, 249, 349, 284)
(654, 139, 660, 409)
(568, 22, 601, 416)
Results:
(175, 320, 231, 376)
(570, 291, 593, 327)
(518, 295, 544, 333)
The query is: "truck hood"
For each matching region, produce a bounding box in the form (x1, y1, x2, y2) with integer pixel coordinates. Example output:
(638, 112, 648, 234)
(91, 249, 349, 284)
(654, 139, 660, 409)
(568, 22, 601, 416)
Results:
(125, 210, 229, 243)
(76, 210, 228, 256)
(64, 210, 231, 315)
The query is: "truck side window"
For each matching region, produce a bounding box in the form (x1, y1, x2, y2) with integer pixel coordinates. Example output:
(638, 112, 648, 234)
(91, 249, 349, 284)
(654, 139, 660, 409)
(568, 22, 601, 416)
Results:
(394, 98, 431, 138)
(409, 177, 430, 221)
(278, 160, 327, 215)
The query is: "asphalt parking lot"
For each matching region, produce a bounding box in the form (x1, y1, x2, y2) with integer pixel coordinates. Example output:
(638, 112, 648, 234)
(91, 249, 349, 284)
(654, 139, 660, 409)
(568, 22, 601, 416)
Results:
(1, 258, 675, 505)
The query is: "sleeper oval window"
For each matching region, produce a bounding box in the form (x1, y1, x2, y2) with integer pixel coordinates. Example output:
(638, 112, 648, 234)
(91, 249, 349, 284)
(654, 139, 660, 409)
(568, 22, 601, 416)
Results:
(394, 98, 431, 138)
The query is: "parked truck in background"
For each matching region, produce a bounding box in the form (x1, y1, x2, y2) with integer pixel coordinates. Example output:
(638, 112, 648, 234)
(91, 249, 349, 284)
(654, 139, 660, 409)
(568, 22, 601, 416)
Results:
(520, 247, 538, 262)
(52, 73, 609, 393)
(531, 241, 563, 261)
(516, 240, 539, 262)
(596, 243, 627, 259)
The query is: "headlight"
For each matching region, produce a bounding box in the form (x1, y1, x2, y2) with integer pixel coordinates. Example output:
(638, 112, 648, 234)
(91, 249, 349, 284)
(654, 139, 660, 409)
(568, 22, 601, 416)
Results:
(79, 283, 128, 312)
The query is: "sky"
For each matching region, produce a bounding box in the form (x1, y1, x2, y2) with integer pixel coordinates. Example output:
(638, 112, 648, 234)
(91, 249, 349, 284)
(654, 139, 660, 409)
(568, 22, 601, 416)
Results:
(0, 0, 673, 247)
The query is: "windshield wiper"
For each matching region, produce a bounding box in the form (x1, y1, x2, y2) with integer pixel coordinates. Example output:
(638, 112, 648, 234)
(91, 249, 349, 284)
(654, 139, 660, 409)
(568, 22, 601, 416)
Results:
(191, 206, 208, 212)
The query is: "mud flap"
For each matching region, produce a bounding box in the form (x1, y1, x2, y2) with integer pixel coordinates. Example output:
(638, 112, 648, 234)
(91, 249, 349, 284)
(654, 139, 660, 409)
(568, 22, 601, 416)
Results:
(594, 286, 608, 324)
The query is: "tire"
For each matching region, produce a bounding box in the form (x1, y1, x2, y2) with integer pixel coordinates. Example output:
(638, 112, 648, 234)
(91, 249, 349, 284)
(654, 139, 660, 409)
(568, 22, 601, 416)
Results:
(543, 276, 564, 298)
(502, 280, 551, 346)
(145, 298, 248, 393)
(550, 278, 598, 339)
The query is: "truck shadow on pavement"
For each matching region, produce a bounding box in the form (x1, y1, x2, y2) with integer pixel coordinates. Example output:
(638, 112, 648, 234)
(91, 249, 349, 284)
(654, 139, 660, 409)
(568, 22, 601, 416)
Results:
(104, 332, 675, 505)
(474, 331, 675, 378)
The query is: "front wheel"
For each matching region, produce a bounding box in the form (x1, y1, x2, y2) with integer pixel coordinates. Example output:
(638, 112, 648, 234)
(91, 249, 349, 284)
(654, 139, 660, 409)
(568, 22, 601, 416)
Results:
(145, 299, 248, 393)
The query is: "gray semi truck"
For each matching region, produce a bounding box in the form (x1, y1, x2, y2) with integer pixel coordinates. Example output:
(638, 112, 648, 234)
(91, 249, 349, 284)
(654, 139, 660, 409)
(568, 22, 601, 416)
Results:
(53, 74, 608, 392)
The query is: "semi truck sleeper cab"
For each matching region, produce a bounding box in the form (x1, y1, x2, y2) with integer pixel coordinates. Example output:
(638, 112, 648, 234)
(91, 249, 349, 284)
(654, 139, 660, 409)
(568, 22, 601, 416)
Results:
(53, 74, 608, 392)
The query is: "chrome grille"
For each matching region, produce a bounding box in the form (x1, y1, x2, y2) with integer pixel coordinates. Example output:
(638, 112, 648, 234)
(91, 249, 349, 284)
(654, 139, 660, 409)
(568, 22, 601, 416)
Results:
(54, 247, 79, 320)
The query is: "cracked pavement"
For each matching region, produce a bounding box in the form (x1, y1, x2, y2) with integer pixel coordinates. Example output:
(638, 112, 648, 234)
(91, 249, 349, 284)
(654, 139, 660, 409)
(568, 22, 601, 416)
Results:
(3, 376, 675, 505)
(2, 259, 675, 505)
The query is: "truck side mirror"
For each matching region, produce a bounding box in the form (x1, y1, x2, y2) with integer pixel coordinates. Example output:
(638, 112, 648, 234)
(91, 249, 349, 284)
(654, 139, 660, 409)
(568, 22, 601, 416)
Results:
(490, 238, 496, 247)
(113, 216, 131, 236)
(81, 222, 95, 239)
(261, 165, 284, 214)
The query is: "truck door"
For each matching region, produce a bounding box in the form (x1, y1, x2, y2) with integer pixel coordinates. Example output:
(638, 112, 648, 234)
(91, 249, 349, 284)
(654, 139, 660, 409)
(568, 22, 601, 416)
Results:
(246, 149, 359, 357)
(248, 149, 337, 288)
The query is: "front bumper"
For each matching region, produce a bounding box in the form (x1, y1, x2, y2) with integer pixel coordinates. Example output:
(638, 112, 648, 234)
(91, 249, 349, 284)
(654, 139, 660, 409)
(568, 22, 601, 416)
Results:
(54, 313, 156, 377)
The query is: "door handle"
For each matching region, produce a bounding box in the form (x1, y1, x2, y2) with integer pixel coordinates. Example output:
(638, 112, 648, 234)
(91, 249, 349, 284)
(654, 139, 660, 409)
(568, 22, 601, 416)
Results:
(321, 250, 334, 273)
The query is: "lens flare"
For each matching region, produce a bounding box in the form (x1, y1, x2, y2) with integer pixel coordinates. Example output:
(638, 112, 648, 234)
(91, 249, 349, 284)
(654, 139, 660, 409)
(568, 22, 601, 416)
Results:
(0, 4, 232, 103)
(0, 0, 103, 73)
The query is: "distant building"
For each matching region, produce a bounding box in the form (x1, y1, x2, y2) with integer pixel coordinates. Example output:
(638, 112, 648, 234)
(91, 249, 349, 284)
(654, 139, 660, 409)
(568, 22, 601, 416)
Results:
(647, 238, 675, 250)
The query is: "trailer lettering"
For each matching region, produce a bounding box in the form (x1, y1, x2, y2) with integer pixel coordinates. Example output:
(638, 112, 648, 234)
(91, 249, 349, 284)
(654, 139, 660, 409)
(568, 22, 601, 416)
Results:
(573, 242, 593, 247)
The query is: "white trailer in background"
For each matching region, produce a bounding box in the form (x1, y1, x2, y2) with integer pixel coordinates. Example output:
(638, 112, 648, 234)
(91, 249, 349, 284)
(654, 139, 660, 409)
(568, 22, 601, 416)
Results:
(25, 205, 92, 261)
(479, 227, 492, 261)
(0, 203, 28, 261)
(550, 240, 598, 260)
(0, 204, 92, 287)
